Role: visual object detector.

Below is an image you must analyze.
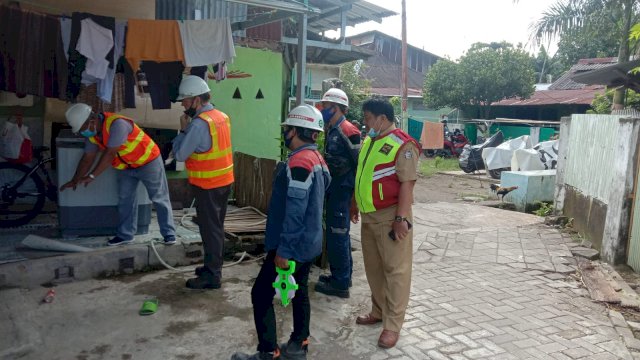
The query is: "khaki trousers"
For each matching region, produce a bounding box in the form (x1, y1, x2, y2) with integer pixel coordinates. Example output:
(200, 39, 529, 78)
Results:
(361, 215, 413, 332)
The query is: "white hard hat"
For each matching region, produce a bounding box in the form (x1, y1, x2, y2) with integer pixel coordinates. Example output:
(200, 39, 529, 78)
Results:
(176, 75, 210, 101)
(65, 103, 92, 133)
(321, 88, 349, 107)
(283, 105, 324, 132)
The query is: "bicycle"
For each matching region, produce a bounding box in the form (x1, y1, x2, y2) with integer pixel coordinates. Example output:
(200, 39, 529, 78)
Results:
(0, 146, 57, 228)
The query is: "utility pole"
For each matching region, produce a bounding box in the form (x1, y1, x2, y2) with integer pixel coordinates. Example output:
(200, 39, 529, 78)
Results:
(401, 0, 408, 131)
(296, 0, 308, 105)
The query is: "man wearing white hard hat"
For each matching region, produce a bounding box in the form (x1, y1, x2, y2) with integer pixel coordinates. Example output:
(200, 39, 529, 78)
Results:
(60, 103, 176, 246)
(314, 88, 361, 299)
(232, 105, 331, 360)
(171, 75, 234, 290)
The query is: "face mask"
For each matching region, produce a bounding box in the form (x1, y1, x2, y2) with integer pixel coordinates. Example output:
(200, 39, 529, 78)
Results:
(80, 129, 96, 138)
(367, 117, 382, 138)
(183, 98, 199, 118)
(283, 128, 294, 149)
(320, 106, 335, 122)
(80, 122, 96, 138)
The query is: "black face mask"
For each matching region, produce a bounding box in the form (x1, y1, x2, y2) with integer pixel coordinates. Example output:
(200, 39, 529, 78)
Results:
(184, 98, 199, 118)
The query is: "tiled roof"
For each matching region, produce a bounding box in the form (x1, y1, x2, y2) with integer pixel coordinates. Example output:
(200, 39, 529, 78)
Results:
(492, 89, 604, 106)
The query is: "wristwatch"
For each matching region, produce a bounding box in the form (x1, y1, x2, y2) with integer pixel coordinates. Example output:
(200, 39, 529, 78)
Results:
(88, 173, 96, 180)
(394, 216, 407, 223)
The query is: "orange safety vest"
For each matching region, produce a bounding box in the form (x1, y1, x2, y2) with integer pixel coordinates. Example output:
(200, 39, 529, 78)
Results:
(88, 113, 160, 170)
(185, 109, 234, 189)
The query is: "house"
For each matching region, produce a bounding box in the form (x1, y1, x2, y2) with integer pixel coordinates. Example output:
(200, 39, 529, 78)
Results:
(489, 57, 616, 121)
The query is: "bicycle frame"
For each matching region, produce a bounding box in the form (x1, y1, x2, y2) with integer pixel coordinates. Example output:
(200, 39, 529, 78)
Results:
(7, 156, 55, 197)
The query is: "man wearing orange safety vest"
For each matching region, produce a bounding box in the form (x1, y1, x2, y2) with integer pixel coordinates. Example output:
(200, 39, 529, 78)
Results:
(61, 103, 176, 247)
(172, 75, 234, 290)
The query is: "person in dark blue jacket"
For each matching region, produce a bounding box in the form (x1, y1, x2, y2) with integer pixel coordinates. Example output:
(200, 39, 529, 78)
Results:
(232, 105, 331, 360)
(314, 88, 361, 299)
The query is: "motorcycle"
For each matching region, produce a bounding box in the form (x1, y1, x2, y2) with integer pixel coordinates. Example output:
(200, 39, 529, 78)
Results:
(459, 131, 504, 173)
(424, 129, 469, 158)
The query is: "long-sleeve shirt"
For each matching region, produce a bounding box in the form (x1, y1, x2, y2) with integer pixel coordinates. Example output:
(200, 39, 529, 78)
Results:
(171, 103, 214, 162)
(324, 116, 361, 189)
(264, 144, 331, 263)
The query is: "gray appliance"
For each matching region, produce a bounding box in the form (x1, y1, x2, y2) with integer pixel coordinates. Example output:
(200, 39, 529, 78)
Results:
(56, 130, 151, 237)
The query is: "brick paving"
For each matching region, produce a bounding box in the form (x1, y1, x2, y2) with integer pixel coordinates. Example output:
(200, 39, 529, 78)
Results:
(342, 203, 639, 359)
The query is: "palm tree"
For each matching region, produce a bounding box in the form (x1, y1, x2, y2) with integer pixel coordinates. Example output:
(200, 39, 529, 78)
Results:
(521, 0, 638, 109)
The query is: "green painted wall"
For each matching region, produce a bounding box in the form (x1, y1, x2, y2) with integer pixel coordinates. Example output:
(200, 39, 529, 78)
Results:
(209, 47, 284, 160)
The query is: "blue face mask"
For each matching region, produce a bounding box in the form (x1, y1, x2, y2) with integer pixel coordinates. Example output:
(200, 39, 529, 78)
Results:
(367, 117, 382, 138)
(320, 106, 335, 122)
(80, 129, 97, 137)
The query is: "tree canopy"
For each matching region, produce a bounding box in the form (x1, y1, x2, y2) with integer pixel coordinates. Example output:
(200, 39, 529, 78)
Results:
(423, 42, 535, 119)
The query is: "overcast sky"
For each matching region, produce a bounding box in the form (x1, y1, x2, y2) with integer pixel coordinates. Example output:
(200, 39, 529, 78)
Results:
(326, 0, 561, 60)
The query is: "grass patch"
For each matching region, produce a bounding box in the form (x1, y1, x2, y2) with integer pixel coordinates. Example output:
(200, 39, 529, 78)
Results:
(419, 157, 461, 177)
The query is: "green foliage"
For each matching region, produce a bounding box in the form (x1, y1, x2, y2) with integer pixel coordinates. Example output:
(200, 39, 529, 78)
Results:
(587, 89, 640, 114)
(340, 61, 370, 125)
(533, 201, 554, 217)
(423, 42, 535, 119)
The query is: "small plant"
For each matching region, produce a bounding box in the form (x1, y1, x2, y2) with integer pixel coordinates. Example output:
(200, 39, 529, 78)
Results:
(434, 156, 443, 168)
(533, 201, 553, 217)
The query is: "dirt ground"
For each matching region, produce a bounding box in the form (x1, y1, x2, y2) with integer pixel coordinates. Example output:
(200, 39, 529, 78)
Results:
(413, 173, 494, 204)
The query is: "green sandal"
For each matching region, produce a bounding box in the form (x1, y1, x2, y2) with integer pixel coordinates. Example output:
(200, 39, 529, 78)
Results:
(139, 298, 158, 316)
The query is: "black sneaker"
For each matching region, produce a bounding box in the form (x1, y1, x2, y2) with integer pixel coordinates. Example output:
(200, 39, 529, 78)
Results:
(314, 280, 349, 298)
(279, 339, 308, 360)
(163, 236, 176, 245)
(231, 349, 280, 360)
(107, 237, 134, 246)
(318, 274, 352, 288)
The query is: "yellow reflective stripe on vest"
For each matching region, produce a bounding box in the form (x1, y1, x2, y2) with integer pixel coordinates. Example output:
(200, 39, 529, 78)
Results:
(187, 164, 234, 178)
(118, 130, 145, 156)
(189, 146, 232, 160)
(135, 140, 157, 165)
(198, 112, 220, 153)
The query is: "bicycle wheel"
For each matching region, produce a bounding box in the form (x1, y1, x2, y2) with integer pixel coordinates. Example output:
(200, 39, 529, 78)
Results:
(0, 162, 46, 228)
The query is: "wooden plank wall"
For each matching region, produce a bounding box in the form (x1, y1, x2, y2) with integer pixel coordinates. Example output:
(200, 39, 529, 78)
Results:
(233, 152, 278, 214)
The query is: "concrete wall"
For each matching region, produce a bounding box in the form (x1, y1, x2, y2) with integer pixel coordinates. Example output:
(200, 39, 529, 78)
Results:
(555, 114, 640, 264)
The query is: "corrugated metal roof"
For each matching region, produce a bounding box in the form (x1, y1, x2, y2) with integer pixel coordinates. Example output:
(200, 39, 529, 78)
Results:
(359, 55, 425, 92)
(156, 0, 247, 20)
(548, 57, 616, 90)
(307, 1, 396, 33)
(492, 89, 604, 106)
(370, 87, 422, 97)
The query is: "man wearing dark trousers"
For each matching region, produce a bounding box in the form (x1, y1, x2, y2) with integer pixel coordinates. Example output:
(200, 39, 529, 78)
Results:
(232, 105, 331, 360)
(172, 75, 234, 290)
(314, 88, 361, 299)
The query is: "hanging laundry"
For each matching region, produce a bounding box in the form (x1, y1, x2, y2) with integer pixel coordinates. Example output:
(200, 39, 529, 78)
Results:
(43, 14, 68, 99)
(59, 17, 72, 61)
(76, 18, 113, 80)
(214, 62, 227, 82)
(66, 12, 115, 100)
(14, 8, 46, 97)
(139, 61, 184, 109)
(420, 121, 444, 150)
(97, 21, 126, 104)
(178, 18, 235, 67)
(189, 66, 208, 80)
(125, 19, 185, 72)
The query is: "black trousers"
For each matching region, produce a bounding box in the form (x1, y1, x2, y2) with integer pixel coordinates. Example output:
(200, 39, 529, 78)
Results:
(252, 251, 312, 352)
(193, 184, 231, 281)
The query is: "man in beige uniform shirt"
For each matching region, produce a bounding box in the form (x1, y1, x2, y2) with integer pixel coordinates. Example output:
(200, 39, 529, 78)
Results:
(351, 97, 419, 349)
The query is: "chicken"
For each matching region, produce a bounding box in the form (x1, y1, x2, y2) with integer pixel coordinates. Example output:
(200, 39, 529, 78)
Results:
(490, 184, 518, 201)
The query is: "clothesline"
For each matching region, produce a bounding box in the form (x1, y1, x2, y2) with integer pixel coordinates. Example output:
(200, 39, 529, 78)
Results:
(0, 4, 236, 112)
